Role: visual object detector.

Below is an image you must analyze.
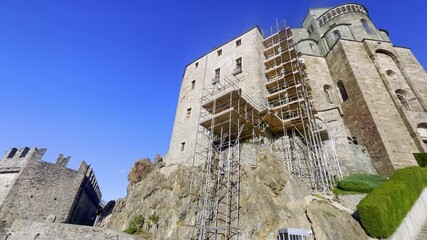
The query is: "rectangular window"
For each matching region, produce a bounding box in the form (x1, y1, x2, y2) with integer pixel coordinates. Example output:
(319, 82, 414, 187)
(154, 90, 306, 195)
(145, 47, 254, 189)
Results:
(186, 108, 192, 118)
(195, 62, 199, 68)
(191, 80, 196, 90)
(181, 142, 185, 151)
(217, 49, 222, 56)
(236, 39, 241, 47)
(213, 68, 220, 84)
(233, 58, 242, 75)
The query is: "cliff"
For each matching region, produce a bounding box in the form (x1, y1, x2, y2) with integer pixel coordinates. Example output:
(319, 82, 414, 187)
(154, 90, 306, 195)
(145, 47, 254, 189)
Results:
(100, 146, 369, 239)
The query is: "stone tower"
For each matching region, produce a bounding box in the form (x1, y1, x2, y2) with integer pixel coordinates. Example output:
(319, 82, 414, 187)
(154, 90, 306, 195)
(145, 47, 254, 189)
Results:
(166, 3, 427, 176)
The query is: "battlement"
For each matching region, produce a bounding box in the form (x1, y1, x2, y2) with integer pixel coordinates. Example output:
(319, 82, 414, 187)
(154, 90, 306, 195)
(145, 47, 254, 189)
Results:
(0, 147, 102, 201)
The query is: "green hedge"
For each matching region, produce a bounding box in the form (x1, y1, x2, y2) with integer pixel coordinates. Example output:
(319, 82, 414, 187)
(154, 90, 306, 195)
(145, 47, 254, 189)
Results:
(414, 153, 427, 167)
(357, 167, 427, 238)
(337, 174, 387, 193)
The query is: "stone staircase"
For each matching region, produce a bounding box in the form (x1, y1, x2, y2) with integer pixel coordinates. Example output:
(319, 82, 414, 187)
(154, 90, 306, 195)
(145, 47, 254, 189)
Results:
(416, 218, 427, 240)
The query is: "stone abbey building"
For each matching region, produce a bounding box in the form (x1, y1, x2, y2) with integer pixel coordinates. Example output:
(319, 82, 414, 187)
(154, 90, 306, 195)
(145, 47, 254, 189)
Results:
(167, 2, 427, 184)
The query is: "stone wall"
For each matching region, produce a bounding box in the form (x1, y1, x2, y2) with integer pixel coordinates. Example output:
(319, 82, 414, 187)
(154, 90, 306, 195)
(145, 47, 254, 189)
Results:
(166, 27, 266, 166)
(0, 147, 102, 232)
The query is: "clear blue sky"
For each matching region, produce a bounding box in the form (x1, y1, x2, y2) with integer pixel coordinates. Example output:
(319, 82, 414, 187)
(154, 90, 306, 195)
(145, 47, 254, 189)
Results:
(0, 0, 425, 201)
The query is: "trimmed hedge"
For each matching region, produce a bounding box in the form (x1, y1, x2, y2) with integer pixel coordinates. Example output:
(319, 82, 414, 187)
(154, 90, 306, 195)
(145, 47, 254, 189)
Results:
(357, 167, 427, 238)
(337, 174, 387, 193)
(414, 153, 427, 167)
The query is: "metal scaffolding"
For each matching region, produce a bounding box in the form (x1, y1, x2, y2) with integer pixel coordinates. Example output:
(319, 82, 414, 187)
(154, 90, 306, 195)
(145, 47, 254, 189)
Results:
(262, 20, 342, 191)
(186, 19, 343, 240)
(186, 75, 268, 240)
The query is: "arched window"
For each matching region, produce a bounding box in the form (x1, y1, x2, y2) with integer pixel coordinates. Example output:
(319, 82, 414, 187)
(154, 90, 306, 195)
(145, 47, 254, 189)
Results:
(333, 30, 341, 40)
(361, 19, 372, 34)
(323, 85, 334, 103)
(337, 80, 349, 101)
(395, 89, 411, 110)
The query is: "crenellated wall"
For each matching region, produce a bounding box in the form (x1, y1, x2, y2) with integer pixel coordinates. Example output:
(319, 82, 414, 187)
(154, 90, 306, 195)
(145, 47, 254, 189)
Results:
(0, 147, 102, 232)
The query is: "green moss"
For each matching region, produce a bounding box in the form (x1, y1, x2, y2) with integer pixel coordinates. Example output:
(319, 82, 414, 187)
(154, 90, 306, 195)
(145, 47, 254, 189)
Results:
(337, 174, 387, 193)
(414, 153, 427, 167)
(357, 167, 427, 238)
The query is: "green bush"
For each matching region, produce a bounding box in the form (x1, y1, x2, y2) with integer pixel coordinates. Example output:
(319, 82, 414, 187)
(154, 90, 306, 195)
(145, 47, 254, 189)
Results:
(357, 167, 427, 238)
(336, 174, 387, 193)
(414, 153, 427, 167)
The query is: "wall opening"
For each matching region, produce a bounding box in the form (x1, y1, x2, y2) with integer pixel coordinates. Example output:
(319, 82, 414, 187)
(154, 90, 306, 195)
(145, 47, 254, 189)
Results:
(337, 80, 349, 101)
(333, 30, 341, 41)
(181, 142, 186, 151)
(395, 89, 411, 110)
(361, 19, 372, 34)
(323, 84, 334, 103)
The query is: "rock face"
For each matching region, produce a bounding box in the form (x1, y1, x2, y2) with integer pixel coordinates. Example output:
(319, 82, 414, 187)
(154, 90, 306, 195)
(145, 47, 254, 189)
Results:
(306, 200, 368, 240)
(101, 146, 369, 240)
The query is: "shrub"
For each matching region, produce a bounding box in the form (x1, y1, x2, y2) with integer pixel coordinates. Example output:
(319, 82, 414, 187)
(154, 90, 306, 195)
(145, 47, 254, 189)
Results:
(357, 167, 427, 238)
(414, 153, 427, 167)
(336, 174, 387, 193)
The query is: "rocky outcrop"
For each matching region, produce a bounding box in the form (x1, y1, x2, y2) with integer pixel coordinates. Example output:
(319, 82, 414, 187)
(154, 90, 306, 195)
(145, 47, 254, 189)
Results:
(100, 145, 369, 240)
(307, 200, 368, 240)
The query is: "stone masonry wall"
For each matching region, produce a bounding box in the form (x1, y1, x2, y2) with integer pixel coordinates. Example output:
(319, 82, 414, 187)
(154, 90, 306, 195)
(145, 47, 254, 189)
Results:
(0, 154, 84, 227)
(303, 54, 375, 174)
(166, 27, 266, 166)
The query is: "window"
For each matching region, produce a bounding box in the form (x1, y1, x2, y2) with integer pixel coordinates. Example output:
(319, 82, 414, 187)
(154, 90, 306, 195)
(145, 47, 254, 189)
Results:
(213, 68, 220, 84)
(191, 80, 196, 90)
(195, 62, 199, 68)
(186, 108, 192, 118)
(181, 142, 186, 151)
(309, 43, 314, 51)
(333, 30, 341, 41)
(217, 49, 222, 56)
(323, 85, 333, 104)
(308, 25, 314, 35)
(233, 57, 242, 75)
(337, 80, 349, 101)
(236, 39, 241, 47)
(361, 19, 372, 34)
(395, 89, 411, 110)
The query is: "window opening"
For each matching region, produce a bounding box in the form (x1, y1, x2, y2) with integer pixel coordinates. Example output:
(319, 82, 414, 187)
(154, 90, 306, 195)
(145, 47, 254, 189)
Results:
(181, 142, 186, 151)
(213, 68, 220, 84)
(217, 49, 222, 56)
(191, 80, 196, 90)
(236, 39, 241, 47)
(333, 30, 341, 41)
(233, 57, 242, 75)
(361, 19, 372, 34)
(186, 108, 192, 118)
(337, 80, 349, 101)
